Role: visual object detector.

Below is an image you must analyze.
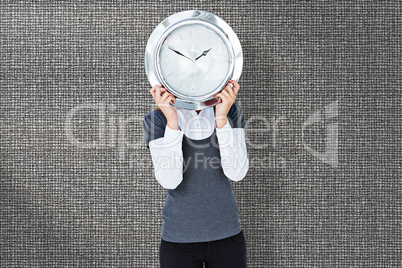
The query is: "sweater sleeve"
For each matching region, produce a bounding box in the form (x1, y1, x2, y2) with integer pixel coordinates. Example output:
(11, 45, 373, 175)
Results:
(215, 102, 249, 182)
(142, 111, 184, 189)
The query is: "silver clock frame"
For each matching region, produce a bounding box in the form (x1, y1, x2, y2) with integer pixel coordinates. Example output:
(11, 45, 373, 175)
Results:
(145, 10, 243, 110)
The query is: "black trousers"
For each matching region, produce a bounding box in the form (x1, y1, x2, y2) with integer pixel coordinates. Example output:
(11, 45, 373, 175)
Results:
(159, 230, 247, 268)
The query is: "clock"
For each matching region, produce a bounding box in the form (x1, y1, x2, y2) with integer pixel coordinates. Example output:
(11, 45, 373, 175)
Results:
(145, 10, 243, 110)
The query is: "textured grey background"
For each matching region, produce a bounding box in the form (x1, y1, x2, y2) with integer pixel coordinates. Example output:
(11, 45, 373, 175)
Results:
(1, 1, 401, 267)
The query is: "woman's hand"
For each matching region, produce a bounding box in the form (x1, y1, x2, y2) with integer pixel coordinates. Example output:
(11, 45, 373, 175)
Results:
(214, 80, 240, 128)
(149, 85, 179, 130)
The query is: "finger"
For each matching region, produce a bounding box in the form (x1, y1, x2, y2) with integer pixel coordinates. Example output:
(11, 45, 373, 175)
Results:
(215, 93, 223, 103)
(229, 80, 239, 88)
(151, 92, 159, 103)
(165, 95, 175, 105)
(149, 89, 156, 99)
(229, 80, 240, 94)
(149, 86, 158, 98)
(160, 96, 174, 108)
(155, 85, 166, 94)
(155, 86, 161, 100)
(217, 92, 229, 103)
(151, 85, 163, 93)
(163, 91, 176, 101)
(223, 84, 236, 99)
(165, 92, 176, 103)
(220, 88, 233, 101)
(159, 91, 172, 103)
(155, 87, 166, 102)
(169, 93, 176, 104)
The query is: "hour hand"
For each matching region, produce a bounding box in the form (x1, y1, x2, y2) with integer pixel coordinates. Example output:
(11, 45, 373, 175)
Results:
(195, 48, 212, 61)
(168, 46, 195, 62)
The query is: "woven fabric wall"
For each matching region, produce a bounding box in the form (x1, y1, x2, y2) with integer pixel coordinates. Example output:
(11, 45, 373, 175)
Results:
(1, 1, 400, 267)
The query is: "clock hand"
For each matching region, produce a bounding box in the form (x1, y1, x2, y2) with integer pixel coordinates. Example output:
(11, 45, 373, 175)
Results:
(195, 48, 212, 61)
(168, 46, 195, 62)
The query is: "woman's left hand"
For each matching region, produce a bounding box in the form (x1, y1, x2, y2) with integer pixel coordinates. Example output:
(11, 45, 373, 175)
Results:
(214, 80, 240, 128)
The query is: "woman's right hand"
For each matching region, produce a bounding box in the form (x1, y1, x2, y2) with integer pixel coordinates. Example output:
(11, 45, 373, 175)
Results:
(149, 85, 179, 130)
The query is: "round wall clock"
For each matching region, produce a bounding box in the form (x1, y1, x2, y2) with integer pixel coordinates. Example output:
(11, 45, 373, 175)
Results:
(145, 10, 243, 110)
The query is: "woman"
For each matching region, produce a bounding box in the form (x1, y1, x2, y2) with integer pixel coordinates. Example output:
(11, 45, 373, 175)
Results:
(142, 80, 249, 268)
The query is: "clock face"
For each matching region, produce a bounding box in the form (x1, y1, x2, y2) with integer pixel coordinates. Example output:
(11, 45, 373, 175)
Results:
(157, 23, 231, 98)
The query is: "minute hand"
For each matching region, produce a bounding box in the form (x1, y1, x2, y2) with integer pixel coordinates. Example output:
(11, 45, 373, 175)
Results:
(168, 46, 195, 62)
(195, 48, 212, 61)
